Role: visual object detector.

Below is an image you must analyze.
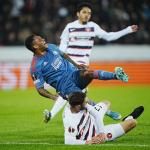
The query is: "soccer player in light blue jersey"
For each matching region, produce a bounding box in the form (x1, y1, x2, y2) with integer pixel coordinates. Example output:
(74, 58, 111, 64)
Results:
(25, 35, 128, 122)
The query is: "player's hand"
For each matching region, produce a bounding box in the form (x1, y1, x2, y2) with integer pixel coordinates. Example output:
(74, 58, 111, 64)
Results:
(77, 64, 88, 70)
(96, 133, 106, 143)
(92, 133, 106, 144)
(86, 133, 106, 144)
(131, 25, 139, 32)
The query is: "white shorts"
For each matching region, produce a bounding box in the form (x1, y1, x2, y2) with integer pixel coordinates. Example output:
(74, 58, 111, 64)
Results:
(104, 123, 125, 141)
(94, 103, 125, 141)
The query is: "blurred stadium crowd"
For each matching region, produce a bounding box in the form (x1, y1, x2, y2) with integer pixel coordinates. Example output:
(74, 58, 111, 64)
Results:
(0, 0, 150, 45)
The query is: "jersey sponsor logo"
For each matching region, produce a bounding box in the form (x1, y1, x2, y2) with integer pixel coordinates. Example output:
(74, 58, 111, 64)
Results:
(69, 27, 94, 33)
(69, 37, 94, 41)
(51, 57, 62, 70)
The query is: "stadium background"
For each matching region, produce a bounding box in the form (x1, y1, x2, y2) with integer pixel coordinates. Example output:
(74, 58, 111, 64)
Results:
(0, 0, 150, 149)
(0, 0, 150, 89)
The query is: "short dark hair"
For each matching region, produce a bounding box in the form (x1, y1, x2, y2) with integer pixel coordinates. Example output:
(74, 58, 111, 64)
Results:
(68, 92, 86, 106)
(25, 35, 35, 52)
(77, 2, 92, 12)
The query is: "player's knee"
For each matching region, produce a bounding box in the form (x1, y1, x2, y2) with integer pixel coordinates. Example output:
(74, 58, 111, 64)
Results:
(83, 70, 94, 78)
(101, 100, 111, 109)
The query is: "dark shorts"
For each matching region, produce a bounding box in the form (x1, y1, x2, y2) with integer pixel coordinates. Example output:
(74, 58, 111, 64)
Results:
(58, 70, 90, 100)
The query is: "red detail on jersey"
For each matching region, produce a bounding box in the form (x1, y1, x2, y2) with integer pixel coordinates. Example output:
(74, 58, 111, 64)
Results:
(68, 127, 71, 133)
(69, 37, 76, 42)
(68, 127, 75, 133)
(107, 133, 112, 139)
(31, 57, 37, 72)
(85, 28, 91, 32)
(71, 128, 75, 133)
(93, 71, 99, 79)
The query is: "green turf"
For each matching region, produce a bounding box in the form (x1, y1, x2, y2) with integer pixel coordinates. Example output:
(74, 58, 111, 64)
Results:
(0, 86, 150, 150)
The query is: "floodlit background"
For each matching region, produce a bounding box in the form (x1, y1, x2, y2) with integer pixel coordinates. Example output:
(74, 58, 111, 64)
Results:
(0, 0, 150, 149)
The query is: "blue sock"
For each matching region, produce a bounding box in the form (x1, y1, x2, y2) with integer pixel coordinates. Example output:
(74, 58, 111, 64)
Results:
(93, 70, 117, 80)
(106, 110, 112, 115)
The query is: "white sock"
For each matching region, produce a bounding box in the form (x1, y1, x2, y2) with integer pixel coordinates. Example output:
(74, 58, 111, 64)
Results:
(125, 116, 133, 121)
(50, 96, 67, 119)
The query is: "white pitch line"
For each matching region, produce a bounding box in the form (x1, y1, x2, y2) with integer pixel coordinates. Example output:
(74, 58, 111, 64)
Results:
(0, 142, 149, 147)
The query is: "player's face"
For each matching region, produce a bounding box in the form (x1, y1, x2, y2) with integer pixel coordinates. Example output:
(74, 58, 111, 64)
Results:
(79, 100, 86, 110)
(77, 7, 91, 24)
(33, 36, 48, 51)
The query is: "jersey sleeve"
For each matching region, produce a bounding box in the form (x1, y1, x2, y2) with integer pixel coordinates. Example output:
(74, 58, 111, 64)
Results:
(59, 25, 69, 53)
(94, 23, 108, 39)
(86, 104, 105, 134)
(94, 23, 133, 41)
(30, 67, 45, 89)
(48, 44, 64, 56)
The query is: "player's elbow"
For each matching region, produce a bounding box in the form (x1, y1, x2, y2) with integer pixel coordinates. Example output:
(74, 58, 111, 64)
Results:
(37, 87, 44, 96)
(104, 37, 116, 42)
(104, 38, 112, 42)
(102, 33, 118, 42)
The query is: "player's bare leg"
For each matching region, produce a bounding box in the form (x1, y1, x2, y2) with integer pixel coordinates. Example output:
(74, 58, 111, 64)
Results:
(121, 106, 144, 133)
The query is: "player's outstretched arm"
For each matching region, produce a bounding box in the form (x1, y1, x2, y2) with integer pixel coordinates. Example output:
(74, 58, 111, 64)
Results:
(61, 52, 87, 69)
(37, 87, 58, 101)
(96, 24, 139, 42)
(131, 25, 138, 32)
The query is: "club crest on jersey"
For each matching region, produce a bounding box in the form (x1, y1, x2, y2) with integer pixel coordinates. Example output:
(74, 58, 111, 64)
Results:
(52, 51, 58, 55)
(107, 133, 112, 139)
(86, 28, 91, 32)
(43, 62, 48, 66)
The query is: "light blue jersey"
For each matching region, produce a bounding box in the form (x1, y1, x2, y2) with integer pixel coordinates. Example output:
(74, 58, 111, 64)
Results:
(30, 44, 80, 98)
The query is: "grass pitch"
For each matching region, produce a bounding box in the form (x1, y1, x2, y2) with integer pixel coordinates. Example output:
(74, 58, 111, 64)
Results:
(0, 86, 150, 150)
